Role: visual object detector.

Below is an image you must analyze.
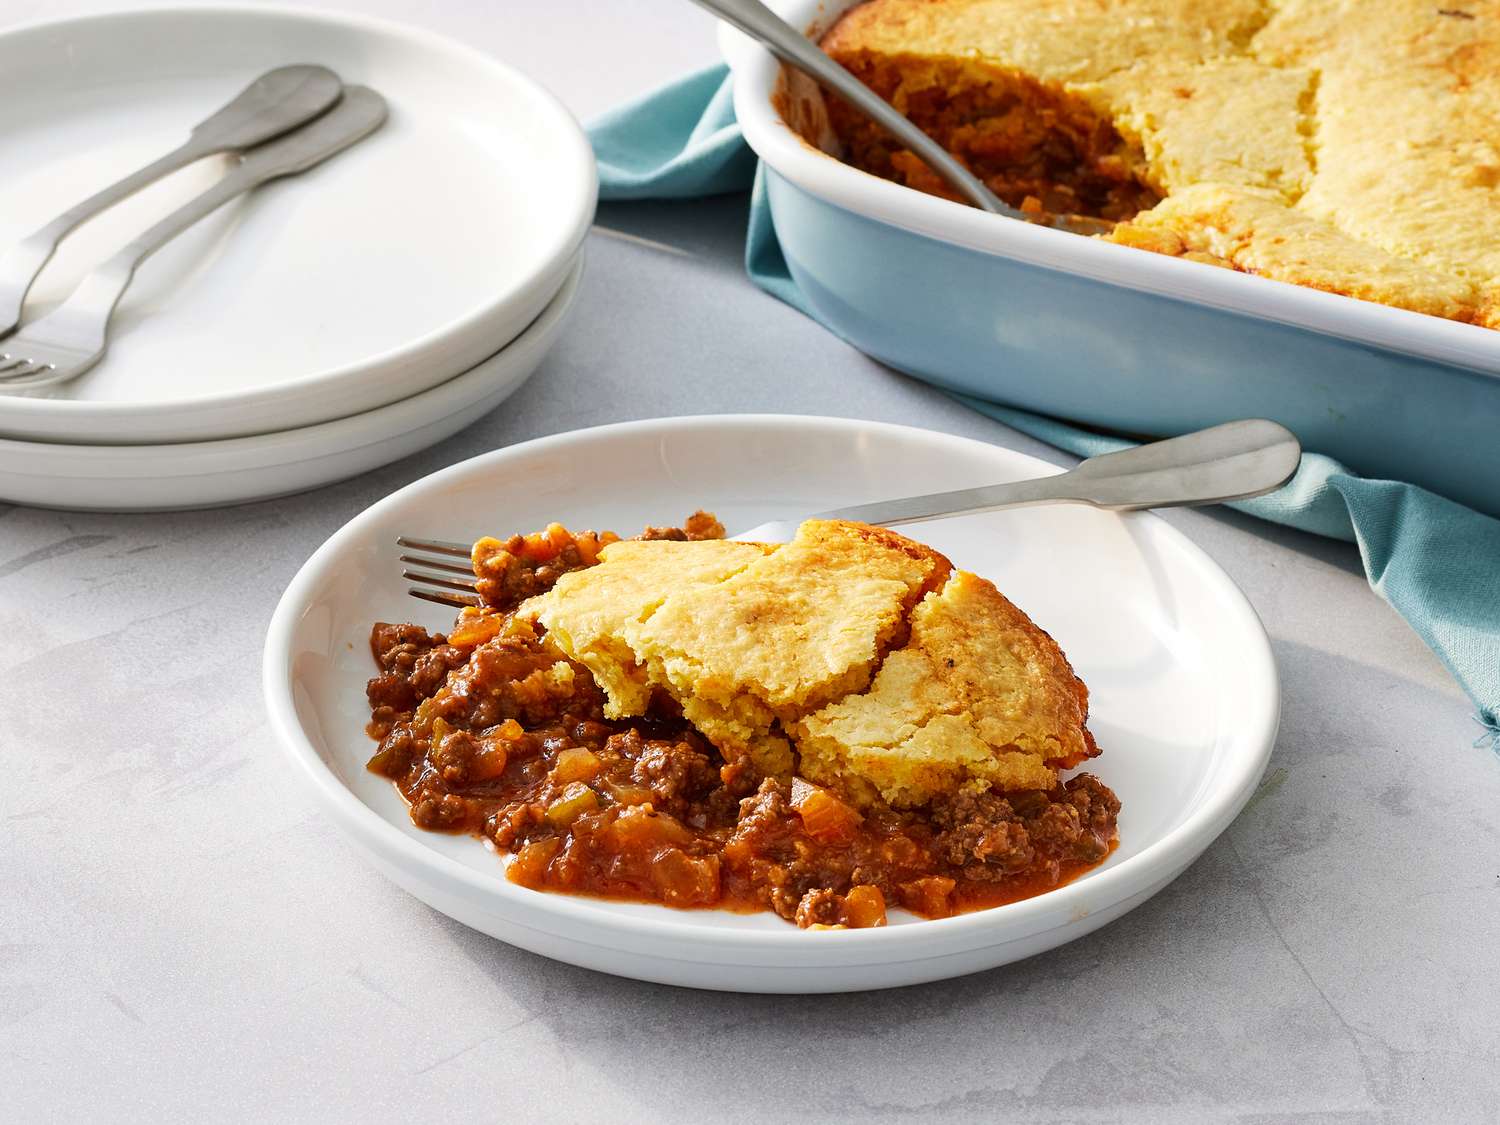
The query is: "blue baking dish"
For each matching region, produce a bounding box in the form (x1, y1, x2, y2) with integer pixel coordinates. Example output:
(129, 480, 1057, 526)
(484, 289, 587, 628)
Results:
(722, 1, 1500, 519)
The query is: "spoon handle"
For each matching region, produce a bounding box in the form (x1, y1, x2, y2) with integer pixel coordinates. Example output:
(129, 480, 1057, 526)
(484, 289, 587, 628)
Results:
(808, 420, 1303, 528)
(691, 0, 1017, 217)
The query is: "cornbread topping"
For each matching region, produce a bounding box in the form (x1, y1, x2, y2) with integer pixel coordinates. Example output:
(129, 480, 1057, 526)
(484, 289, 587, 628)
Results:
(817, 0, 1500, 327)
(365, 515, 1118, 928)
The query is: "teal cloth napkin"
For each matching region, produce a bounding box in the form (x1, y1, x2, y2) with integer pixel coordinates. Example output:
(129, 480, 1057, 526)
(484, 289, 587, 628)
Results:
(587, 64, 1500, 744)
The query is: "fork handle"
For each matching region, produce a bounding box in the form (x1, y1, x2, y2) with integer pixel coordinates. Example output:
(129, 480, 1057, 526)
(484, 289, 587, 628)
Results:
(0, 67, 344, 338)
(0, 140, 209, 334)
(27, 88, 387, 358)
(809, 420, 1303, 527)
(27, 163, 270, 355)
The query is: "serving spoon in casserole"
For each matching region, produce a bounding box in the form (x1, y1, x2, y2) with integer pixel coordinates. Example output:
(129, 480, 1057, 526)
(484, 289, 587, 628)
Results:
(688, 0, 1113, 235)
(399, 419, 1302, 607)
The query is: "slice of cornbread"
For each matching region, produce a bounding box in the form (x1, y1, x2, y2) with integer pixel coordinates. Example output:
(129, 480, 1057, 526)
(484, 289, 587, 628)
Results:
(521, 539, 771, 717)
(524, 520, 951, 778)
(523, 519, 1094, 802)
(793, 571, 1094, 809)
(623, 520, 951, 776)
(627, 520, 950, 717)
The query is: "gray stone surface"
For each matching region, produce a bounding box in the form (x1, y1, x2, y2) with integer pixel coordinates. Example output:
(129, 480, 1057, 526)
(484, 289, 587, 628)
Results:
(2, 2, 1497, 1121)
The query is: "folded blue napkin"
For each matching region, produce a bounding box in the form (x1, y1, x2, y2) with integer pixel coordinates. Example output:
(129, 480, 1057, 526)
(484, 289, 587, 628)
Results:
(588, 64, 1500, 746)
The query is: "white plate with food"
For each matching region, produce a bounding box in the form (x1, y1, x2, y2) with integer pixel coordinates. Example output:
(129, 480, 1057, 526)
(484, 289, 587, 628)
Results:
(263, 414, 1278, 992)
(0, 5, 595, 445)
(0, 256, 580, 511)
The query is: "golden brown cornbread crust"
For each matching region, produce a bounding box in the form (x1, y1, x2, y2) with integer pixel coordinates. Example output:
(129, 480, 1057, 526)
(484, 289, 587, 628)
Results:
(819, 0, 1500, 327)
(795, 570, 1093, 808)
(520, 538, 775, 719)
(523, 519, 1097, 807)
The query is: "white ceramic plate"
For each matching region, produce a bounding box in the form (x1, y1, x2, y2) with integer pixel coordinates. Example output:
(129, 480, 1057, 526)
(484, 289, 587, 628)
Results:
(0, 5, 595, 445)
(0, 256, 580, 511)
(263, 415, 1279, 993)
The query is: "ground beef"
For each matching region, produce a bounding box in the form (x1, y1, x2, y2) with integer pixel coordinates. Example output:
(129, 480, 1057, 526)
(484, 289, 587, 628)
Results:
(621, 731, 717, 817)
(933, 774, 1119, 883)
(931, 789, 1036, 879)
(795, 888, 844, 928)
(728, 778, 795, 853)
(473, 536, 601, 610)
(636, 510, 726, 541)
(1033, 773, 1121, 863)
(365, 623, 467, 736)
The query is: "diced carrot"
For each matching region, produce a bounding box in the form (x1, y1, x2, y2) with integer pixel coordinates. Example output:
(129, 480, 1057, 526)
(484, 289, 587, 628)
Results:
(448, 609, 505, 648)
(508, 837, 562, 886)
(606, 805, 693, 849)
(468, 734, 510, 782)
(897, 875, 956, 918)
(843, 884, 887, 928)
(552, 747, 602, 783)
(790, 777, 862, 843)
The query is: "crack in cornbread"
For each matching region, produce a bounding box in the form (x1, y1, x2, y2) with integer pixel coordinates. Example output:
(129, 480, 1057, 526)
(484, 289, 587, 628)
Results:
(794, 570, 1095, 808)
(818, 0, 1500, 327)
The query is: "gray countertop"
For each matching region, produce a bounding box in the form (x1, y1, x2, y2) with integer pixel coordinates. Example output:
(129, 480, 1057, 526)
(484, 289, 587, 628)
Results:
(3, 2, 1498, 1121)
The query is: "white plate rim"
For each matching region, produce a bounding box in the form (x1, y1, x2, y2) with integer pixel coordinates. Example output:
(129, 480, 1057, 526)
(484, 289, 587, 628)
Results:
(0, 3, 598, 436)
(720, 0, 1500, 378)
(262, 414, 1280, 960)
(0, 254, 582, 479)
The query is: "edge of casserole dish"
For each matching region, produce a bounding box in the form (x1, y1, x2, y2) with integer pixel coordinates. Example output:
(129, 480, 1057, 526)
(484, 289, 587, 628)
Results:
(720, 0, 1500, 378)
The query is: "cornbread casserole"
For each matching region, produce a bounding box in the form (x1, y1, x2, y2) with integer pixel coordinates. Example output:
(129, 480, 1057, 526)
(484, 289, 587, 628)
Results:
(365, 515, 1118, 928)
(817, 0, 1500, 327)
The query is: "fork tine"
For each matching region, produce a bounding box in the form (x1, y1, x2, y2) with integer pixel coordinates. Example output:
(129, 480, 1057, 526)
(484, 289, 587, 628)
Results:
(409, 586, 481, 609)
(0, 366, 67, 392)
(399, 553, 473, 576)
(396, 535, 471, 558)
(0, 360, 45, 381)
(399, 535, 484, 608)
(402, 568, 479, 593)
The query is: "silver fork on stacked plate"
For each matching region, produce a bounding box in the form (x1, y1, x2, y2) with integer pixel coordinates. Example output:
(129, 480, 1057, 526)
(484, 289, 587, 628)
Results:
(0, 67, 386, 391)
(399, 419, 1302, 608)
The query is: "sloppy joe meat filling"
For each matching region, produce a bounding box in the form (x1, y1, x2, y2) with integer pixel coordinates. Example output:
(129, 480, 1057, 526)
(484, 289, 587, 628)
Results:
(823, 55, 1161, 222)
(365, 518, 1119, 929)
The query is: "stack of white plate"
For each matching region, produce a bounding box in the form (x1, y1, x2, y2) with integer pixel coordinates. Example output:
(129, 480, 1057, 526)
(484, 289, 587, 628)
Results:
(0, 7, 596, 511)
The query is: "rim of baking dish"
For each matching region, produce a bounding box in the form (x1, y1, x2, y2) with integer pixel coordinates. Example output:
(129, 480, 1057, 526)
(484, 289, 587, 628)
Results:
(719, 0, 1500, 379)
(263, 414, 1279, 963)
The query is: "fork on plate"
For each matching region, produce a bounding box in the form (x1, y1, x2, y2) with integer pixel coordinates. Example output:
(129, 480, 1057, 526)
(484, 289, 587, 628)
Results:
(0, 65, 341, 345)
(0, 86, 386, 392)
(399, 419, 1302, 608)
